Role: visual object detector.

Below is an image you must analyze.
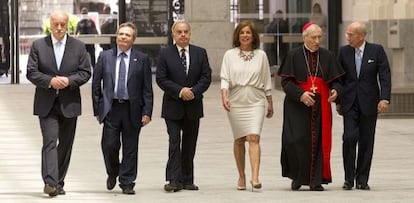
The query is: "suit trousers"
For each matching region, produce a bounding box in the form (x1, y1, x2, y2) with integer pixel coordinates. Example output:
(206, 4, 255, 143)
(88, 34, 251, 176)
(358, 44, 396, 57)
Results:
(165, 118, 200, 184)
(342, 99, 377, 185)
(39, 98, 77, 187)
(102, 101, 141, 189)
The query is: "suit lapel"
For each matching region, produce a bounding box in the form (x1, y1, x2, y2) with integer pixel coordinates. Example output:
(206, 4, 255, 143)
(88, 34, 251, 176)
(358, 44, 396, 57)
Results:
(110, 49, 117, 87)
(127, 50, 137, 81)
(46, 36, 59, 71)
(359, 42, 370, 77)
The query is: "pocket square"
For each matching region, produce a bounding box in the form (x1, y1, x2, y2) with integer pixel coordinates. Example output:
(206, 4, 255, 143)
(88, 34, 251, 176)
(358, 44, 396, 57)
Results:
(133, 58, 138, 62)
(368, 59, 374, 63)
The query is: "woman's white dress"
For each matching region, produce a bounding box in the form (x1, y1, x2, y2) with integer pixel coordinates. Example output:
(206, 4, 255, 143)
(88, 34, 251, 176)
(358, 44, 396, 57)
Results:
(220, 48, 272, 139)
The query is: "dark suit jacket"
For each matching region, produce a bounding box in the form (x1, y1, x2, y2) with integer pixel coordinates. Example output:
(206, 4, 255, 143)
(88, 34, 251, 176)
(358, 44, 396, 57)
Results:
(338, 42, 391, 116)
(92, 48, 153, 128)
(156, 44, 211, 120)
(26, 35, 91, 118)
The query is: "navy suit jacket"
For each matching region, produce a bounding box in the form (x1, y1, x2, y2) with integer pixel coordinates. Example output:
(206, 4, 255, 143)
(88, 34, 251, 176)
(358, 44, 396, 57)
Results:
(26, 35, 91, 118)
(156, 44, 211, 120)
(92, 47, 153, 128)
(338, 42, 391, 116)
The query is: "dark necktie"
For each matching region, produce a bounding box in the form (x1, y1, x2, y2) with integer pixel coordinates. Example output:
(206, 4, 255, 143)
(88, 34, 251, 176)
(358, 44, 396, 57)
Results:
(180, 48, 187, 74)
(117, 52, 127, 99)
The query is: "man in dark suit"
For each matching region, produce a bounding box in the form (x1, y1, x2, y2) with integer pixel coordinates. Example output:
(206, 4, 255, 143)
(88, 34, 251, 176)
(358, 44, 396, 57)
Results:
(337, 21, 391, 190)
(156, 21, 211, 192)
(92, 22, 153, 195)
(26, 10, 91, 197)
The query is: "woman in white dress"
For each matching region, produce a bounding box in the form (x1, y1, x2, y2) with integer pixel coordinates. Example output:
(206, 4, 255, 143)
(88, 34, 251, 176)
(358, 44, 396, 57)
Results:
(220, 20, 274, 191)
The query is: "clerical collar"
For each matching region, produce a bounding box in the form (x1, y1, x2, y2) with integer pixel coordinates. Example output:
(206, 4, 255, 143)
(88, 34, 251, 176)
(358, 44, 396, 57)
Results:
(304, 44, 318, 53)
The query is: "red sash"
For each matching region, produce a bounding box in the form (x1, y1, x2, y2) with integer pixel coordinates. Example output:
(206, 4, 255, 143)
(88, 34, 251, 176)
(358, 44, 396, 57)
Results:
(298, 77, 332, 180)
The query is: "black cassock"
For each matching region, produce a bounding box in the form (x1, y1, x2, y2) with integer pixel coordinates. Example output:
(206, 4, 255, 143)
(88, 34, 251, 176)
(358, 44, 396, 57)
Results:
(278, 45, 344, 187)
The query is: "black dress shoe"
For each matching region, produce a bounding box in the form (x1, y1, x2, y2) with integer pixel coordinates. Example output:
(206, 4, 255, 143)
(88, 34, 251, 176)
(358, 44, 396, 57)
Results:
(342, 181, 353, 190)
(56, 185, 66, 195)
(44, 184, 57, 197)
(310, 185, 324, 191)
(122, 187, 135, 195)
(106, 176, 117, 190)
(183, 184, 199, 190)
(164, 181, 183, 192)
(291, 180, 301, 191)
(356, 184, 370, 190)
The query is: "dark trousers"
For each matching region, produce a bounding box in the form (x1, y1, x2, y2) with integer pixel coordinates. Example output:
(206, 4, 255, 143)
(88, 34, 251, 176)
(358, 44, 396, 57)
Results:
(102, 101, 140, 189)
(165, 118, 199, 184)
(86, 44, 95, 68)
(342, 100, 377, 185)
(39, 99, 77, 187)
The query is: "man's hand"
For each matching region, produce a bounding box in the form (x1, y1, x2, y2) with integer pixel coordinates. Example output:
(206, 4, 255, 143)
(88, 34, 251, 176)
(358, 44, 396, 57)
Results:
(141, 115, 151, 126)
(50, 76, 69, 89)
(328, 89, 338, 103)
(377, 100, 389, 113)
(181, 87, 194, 101)
(300, 91, 315, 107)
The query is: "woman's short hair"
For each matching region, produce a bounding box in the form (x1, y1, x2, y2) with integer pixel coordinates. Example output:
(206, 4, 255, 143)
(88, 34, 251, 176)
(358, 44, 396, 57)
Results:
(232, 20, 260, 49)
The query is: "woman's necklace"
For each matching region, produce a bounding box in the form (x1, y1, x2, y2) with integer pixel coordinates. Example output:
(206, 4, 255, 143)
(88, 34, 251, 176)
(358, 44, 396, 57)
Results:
(239, 49, 255, 61)
(302, 46, 320, 93)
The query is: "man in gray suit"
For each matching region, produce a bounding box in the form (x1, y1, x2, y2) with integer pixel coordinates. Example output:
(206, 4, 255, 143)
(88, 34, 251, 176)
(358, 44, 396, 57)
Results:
(26, 10, 91, 197)
(92, 22, 153, 195)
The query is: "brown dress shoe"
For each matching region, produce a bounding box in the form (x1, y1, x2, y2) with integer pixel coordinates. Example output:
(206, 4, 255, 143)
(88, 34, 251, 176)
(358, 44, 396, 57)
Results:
(356, 184, 370, 190)
(164, 181, 183, 192)
(342, 181, 353, 190)
(183, 184, 199, 190)
(122, 187, 135, 195)
(44, 184, 57, 197)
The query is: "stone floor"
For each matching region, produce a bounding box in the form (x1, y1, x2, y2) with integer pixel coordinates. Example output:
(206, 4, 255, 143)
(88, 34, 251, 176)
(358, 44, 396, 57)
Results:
(0, 81, 413, 203)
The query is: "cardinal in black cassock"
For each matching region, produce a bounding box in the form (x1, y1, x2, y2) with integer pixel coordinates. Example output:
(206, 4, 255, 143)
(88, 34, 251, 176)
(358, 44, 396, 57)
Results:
(277, 22, 345, 191)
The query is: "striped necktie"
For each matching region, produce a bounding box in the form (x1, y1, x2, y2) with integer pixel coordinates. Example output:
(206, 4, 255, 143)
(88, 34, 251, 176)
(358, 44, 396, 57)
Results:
(180, 48, 187, 74)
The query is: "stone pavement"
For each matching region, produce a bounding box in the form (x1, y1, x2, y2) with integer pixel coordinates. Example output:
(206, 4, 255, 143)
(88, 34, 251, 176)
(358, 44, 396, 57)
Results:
(0, 82, 413, 203)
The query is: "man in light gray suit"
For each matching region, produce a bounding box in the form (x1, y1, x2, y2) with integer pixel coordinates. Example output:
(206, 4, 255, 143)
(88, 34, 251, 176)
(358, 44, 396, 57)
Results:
(26, 10, 91, 197)
(92, 22, 153, 195)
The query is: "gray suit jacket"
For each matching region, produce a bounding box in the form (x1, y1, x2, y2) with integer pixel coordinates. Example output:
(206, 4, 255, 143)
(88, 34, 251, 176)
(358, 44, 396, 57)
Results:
(26, 35, 91, 118)
(92, 48, 153, 128)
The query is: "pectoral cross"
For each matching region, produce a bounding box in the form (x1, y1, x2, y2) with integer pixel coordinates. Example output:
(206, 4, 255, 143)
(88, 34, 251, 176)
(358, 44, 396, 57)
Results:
(310, 83, 318, 93)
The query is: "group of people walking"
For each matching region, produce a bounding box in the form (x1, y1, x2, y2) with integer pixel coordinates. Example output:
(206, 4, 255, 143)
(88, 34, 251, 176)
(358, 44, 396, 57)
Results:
(26, 9, 391, 197)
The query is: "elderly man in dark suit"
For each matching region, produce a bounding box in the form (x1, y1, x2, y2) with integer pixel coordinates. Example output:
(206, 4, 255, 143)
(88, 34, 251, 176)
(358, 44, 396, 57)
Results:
(156, 20, 211, 192)
(26, 10, 91, 197)
(92, 22, 153, 195)
(338, 21, 391, 191)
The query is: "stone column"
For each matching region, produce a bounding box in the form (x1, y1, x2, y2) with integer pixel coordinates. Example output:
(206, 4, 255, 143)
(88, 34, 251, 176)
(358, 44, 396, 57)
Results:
(185, 0, 233, 81)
